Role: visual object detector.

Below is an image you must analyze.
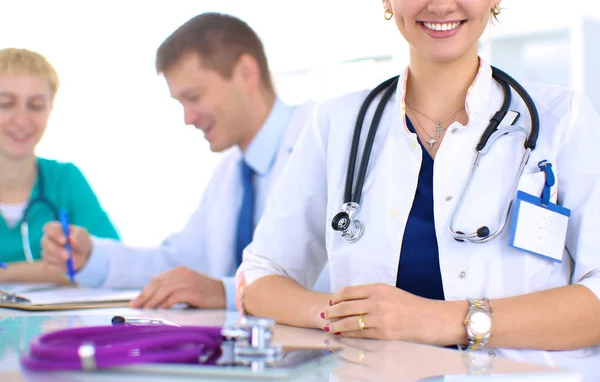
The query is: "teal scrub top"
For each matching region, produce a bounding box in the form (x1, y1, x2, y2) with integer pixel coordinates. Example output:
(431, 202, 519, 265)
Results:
(0, 158, 120, 264)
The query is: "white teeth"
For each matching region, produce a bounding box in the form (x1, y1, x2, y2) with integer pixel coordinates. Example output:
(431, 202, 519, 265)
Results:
(423, 21, 462, 31)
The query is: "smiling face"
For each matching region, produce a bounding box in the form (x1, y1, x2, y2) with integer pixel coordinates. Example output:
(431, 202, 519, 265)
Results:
(0, 75, 53, 161)
(164, 52, 256, 153)
(384, 0, 499, 63)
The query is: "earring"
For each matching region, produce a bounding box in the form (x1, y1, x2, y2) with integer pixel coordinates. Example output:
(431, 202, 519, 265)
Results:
(491, 4, 501, 18)
(384, 10, 393, 21)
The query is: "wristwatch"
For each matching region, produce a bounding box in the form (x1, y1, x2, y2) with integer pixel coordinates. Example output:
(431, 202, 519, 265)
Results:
(463, 298, 492, 351)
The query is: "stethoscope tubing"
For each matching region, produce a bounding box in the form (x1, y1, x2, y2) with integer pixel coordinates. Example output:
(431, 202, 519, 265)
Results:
(345, 76, 399, 205)
(335, 66, 540, 244)
(16, 161, 60, 262)
(21, 325, 224, 371)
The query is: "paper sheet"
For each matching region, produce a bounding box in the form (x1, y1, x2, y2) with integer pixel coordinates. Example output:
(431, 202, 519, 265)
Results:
(0, 283, 58, 295)
(18, 288, 141, 305)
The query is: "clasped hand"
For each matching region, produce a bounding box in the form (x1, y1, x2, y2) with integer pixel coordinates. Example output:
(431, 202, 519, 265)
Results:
(322, 283, 441, 342)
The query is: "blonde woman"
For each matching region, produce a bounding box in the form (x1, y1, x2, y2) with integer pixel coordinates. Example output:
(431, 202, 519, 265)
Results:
(0, 48, 119, 283)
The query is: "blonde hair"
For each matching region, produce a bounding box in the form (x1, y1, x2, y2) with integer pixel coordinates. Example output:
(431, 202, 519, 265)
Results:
(0, 48, 60, 99)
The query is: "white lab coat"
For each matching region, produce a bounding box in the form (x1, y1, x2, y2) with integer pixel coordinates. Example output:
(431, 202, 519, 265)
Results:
(78, 100, 330, 308)
(239, 61, 600, 373)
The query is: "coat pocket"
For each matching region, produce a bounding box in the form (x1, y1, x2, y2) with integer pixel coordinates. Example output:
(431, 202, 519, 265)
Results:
(516, 170, 558, 204)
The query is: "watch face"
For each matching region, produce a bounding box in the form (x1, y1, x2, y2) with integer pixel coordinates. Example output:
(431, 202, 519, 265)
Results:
(470, 312, 491, 335)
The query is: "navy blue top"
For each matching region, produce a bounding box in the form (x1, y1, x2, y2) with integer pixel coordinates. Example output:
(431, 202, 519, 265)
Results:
(395, 117, 445, 301)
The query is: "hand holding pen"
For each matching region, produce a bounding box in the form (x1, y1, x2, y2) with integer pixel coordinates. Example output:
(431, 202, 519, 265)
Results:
(40, 216, 93, 279)
(59, 210, 76, 284)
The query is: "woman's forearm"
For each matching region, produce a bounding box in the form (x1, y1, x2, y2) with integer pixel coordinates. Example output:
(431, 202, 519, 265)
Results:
(245, 277, 600, 351)
(490, 284, 600, 350)
(243, 275, 331, 329)
(440, 284, 600, 350)
(0, 261, 71, 284)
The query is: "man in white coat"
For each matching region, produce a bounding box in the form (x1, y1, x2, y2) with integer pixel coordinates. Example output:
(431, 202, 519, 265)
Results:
(40, 12, 328, 310)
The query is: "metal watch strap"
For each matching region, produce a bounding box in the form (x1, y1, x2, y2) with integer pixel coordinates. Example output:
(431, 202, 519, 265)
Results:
(464, 298, 492, 351)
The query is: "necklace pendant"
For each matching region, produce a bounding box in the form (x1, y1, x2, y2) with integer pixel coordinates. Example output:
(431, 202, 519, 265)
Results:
(428, 138, 438, 150)
(435, 122, 444, 137)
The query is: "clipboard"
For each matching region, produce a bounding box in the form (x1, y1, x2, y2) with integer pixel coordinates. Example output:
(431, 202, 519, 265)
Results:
(0, 286, 140, 311)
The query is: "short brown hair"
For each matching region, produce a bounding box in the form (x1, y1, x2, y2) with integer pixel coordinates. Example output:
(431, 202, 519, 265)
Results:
(156, 13, 274, 93)
(0, 48, 60, 99)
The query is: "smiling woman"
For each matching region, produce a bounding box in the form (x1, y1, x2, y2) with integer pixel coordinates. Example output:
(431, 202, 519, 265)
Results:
(0, 48, 120, 283)
(237, 0, 600, 375)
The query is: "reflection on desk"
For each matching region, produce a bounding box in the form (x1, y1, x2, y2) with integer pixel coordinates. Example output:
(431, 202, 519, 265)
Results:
(0, 308, 591, 382)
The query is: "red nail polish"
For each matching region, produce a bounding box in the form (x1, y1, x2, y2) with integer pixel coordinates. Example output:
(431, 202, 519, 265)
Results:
(329, 300, 332, 306)
(335, 332, 341, 335)
(323, 325, 330, 332)
(320, 312, 325, 319)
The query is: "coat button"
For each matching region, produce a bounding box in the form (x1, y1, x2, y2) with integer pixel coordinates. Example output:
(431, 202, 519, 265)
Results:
(488, 351, 497, 357)
(451, 128, 459, 134)
(459, 271, 467, 279)
(390, 209, 399, 217)
(445, 196, 453, 202)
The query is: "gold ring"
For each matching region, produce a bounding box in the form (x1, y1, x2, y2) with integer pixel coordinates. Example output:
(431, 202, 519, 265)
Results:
(357, 314, 366, 330)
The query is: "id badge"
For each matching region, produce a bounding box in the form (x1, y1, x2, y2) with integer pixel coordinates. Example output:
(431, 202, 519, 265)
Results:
(508, 190, 570, 263)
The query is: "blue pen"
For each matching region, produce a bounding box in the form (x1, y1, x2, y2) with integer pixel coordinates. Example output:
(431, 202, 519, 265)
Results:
(59, 210, 76, 284)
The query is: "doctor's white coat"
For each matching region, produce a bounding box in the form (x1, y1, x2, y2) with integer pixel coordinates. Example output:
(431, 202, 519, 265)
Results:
(77, 100, 330, 309)
(239, 61, 600, 375)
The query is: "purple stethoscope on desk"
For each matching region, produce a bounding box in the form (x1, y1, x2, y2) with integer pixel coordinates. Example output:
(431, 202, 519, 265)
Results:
(20, 316, 282, 372)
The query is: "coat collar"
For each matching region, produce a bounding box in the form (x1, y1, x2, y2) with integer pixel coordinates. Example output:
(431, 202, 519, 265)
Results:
(394, 57, 494, 134)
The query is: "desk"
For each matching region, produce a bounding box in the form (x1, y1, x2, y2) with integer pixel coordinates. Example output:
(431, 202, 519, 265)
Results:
(0, 308, 586, 381)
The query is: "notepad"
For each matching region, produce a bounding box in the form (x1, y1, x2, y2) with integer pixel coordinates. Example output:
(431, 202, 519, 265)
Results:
(0, 283, 57, 295)
(0, 286, 141, 311)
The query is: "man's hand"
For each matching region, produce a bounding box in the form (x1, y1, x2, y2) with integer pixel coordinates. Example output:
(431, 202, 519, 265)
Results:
(41, 222, 92, 271)
(130, 266, 226, 309)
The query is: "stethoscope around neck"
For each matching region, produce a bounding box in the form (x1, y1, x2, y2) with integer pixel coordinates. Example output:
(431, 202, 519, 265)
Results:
(331, 66, 540, 243)
(18, 161, 60, 262)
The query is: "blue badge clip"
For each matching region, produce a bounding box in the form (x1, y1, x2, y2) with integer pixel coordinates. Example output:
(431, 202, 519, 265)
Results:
(538, 160, 555, 206)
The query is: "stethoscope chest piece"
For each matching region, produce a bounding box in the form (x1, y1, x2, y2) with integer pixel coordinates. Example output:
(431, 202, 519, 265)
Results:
(332, 202, 364, 242)
(221, 316, 281, 369)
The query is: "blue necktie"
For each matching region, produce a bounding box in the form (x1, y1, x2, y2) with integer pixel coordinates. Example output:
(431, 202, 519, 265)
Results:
(235, 160, 255, 267)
